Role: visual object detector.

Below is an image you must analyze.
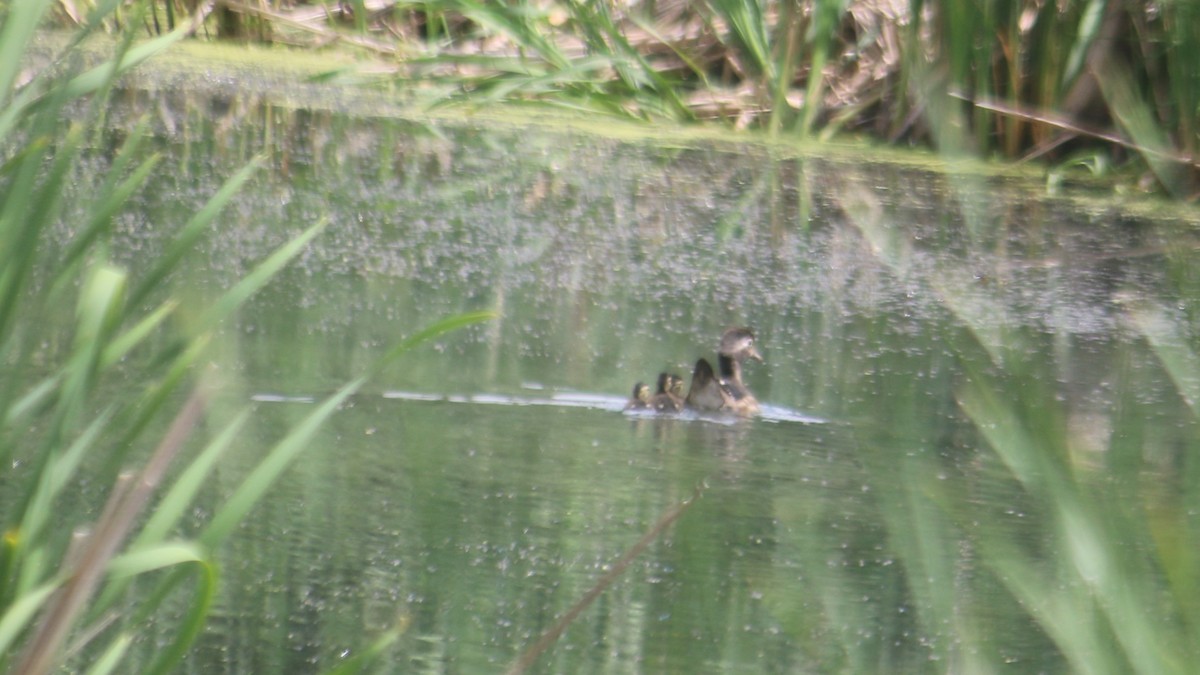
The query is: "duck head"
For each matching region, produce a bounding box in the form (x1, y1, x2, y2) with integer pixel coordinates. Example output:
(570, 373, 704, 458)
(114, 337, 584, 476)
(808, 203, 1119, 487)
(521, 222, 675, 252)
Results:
(719, 327, 763, 363)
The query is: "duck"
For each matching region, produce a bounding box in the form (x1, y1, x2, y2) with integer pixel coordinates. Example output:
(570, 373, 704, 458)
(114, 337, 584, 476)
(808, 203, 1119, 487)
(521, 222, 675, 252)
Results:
(685, 327, 764, 417)
(624, 381, 652, 411)
(716, 327, 763, 416)
(684, 358, 731, 412)
(650, 372, 685, 413)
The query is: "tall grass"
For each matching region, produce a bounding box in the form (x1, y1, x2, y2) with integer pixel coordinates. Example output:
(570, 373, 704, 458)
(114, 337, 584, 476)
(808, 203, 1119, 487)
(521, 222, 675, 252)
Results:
(133, 0, 1193, 192)
(844, 150, 1200, 673)
(0, 3, 492, 672)
(48, 1, 1200, 184)
(913, 0, 1199, 193)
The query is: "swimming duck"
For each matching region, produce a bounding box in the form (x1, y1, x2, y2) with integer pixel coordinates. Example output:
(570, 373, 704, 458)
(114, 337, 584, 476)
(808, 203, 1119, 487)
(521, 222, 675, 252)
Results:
(685, 327, 764, 417)
(684, 358, 731, 412)
(650, 372, 685, 413)
(624, 381, 652, 411)
(716, 327, 763, 416)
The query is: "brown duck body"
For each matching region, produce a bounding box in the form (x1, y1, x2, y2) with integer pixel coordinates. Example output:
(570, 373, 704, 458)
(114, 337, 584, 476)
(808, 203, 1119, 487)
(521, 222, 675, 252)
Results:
(685, 327, 763, 417)
(684, 358, 729, 411)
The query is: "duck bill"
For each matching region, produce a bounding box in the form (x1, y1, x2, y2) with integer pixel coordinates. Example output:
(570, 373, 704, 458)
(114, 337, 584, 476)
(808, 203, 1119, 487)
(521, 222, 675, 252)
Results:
(746, 345, 764, 362)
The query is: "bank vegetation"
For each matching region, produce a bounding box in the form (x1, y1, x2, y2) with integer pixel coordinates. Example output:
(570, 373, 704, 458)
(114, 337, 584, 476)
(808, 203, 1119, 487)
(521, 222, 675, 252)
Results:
(55, 0, 1200, 198)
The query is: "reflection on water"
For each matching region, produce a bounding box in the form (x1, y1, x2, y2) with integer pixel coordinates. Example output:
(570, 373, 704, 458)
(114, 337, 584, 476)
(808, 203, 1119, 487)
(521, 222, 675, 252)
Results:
(208, 395, 852, 673)
(47, 86, 1200, 672)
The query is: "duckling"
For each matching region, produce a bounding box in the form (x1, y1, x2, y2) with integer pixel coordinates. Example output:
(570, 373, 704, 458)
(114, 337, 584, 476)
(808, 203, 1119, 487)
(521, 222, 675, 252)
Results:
(670, 372, 685, 398)
(650, 372, 685, 413)
(716, 327, 763, 416)
(624, 381, 652, 411)
(684, 358, 732, 412)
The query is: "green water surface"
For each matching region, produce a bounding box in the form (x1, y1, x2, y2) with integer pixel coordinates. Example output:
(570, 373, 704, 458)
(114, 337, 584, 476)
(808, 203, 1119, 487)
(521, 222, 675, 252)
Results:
(39, 84, 1200, 673)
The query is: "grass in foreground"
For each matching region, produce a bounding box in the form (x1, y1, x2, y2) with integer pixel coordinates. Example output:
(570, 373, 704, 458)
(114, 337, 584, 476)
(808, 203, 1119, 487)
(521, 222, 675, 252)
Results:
(0, 3, 492, 672)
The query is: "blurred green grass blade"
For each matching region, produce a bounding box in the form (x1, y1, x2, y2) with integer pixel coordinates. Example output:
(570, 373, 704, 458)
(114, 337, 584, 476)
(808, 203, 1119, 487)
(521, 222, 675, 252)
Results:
(199, 218, 328, 328)
(796, 0, 846, 135)
(0, 133, 48, 177)
(796, 48, 826, 135)
(1126, 301, 1200, 416)
(1060, 500, 1110, 584)
(349, 0, 367, 32)
(109, 217, 323, 468)
(0, 0, 52, 107)
(128, 158, 264, 309)
(135, 410, 251, 547)
(99, 299, 178, 368)
(15, 545, 48, 607)
(19, 409, 114, 556)
(90, 410, 249, 617)
(627, 14, 711, 87)
(0, 580, 58, 657)
(75, 264, 128, 351)
(708, 0, 773, 78)
(85, 633, 132, 675)
(201, 310, 491, 548)
(1063, 0, 1106, 85)
(200, 378, 366, 548)
(0, 124, 85, 343)
(142, 559, 217, 675)
(0, 85, 42, 146)
(961, 373, 1180, 673)
(107, 541, 207, 578)
(58, 22, 193, 102)
(58, 264, 128, 427)
(57, 151, 162, 292)
(979, 537, 1117, 674)
(847, 200, 1012, 364)
(892, 463, 961, 652)
(14, 5, 163, 131)
(80, 0, 129, 33)
(453, 0, 570, 70)
(471, 57, 612, 103)
(110, 214, 324, 465)
(106, 336, 211, 469)
(561, 0, 691, 117)
(958, 374, 1048, 489)
(1095, 61, 1187, 197)
(380, 310, 497, 368)
(3, 374, 61, 426)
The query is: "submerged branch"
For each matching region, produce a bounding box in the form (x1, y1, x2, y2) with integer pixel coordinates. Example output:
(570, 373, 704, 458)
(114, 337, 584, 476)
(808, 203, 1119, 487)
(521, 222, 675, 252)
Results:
(504, 481, 706, 675)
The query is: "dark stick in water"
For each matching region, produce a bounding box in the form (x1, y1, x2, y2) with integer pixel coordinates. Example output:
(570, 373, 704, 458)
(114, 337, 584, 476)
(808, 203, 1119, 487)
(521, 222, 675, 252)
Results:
(504, 481, 706, 675)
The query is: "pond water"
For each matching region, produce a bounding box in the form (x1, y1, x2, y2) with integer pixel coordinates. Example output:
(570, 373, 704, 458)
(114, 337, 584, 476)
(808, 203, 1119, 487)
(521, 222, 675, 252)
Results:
(50, 83, 1200, 672)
